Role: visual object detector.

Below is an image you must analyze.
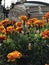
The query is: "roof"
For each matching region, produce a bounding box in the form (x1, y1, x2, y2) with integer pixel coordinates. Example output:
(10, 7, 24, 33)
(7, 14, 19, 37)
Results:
(15, 1, 49, 6)
(24, 3, 45, 6)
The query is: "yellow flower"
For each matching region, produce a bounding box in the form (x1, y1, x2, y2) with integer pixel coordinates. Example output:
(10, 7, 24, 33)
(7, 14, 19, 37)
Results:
(7, 50, 22, 62)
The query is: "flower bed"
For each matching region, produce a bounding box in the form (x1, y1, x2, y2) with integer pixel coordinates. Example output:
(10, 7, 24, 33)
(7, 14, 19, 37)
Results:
(0, 12, 49, 65)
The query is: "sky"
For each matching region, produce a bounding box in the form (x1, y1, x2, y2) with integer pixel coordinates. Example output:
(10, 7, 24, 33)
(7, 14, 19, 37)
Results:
(1, 0, 49, 8)
(27, 0, 49, 3)
(1, 0, 18, 8)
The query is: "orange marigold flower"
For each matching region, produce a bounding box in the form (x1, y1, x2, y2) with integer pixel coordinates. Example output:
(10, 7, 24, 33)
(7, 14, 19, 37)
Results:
(47, 19, 49, 23)
(7, 50, 22, 62)
(26, 21, 31, 26)
(33, 20, 45, 27)
(19, 15, 28, 21)
(31, 18, 38, 22)
(0, 25, 6, 34)
(0, 22, 3, 26)
(1, 28, 6, 34)
(43, 12, 49, 19)
(15, 22, 22, 27)
(40, 30, 49, 39)
(45, 12, 49, 19)
(2, 19, 10, 25)
(7, 26, 14, 33)
(15, 27, 22, 32)
(0, 26, 5, 32)
(26, 20, 32, 26)
(42, 16, 46, 19)
(26, 18, 38, 26)
(0, 35, 7, 40)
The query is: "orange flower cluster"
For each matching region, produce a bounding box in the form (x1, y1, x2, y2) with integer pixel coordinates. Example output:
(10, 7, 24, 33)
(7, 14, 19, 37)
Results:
(0, 25, 6, 34)
(19, 15, 28, 21)
(40, 30, 49, 39)
(7, 50, 22, 62)
(33, 20, 45, 27)
(43, 12, 49, 19)
(0, 22, 7, 40)
(7, 26, 14, 33)
(15, 22, 22, 32)
(31, 18, 38, 22)
(1, 19, 10, 25)
(15, 22, 22, 27)
(26, 19, 32, 26)
(26, 18, 38, 26)
(15, 27, 22, 32)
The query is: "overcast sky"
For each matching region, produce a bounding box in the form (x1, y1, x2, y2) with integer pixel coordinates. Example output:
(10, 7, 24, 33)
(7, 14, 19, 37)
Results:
(27, 0, 49, 3)
(1, 0, 17, 8)
(1, 0, 49, 8)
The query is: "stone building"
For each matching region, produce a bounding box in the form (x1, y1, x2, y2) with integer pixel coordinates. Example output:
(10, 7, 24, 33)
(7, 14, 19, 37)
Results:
(0, 1, 49, 21)
(9, 4, 26, 21)
(9, 2, 49, 20)
(0, 4, 4, 21)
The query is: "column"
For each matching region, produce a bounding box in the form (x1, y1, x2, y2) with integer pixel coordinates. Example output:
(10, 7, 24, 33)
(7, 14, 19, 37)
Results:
(38, 6, 43, 14)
